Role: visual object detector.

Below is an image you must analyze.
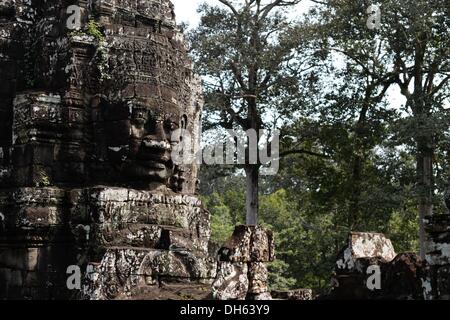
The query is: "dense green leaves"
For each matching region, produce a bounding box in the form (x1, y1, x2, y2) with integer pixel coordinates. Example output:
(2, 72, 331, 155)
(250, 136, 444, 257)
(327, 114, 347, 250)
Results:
(192, 0, 449, 294)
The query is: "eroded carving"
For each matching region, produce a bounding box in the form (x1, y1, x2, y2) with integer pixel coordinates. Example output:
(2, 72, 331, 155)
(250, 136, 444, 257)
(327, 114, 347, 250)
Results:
(0, 0, 211, 300)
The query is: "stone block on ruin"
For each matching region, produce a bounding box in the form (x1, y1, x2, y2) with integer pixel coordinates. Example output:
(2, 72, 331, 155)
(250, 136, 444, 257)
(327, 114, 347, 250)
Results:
(271, 289, 313, 301)
(84, 247, 215, 300)
(425, 214, 450, 266)
(335, 232, 397, 273)
(211, 261, 249, 300)
(247, 262, 269, 294)
(218, 225, 275, 263)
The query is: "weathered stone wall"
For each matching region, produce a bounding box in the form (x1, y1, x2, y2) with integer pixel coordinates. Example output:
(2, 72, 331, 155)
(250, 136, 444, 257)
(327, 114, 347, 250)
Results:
(74, 188, 216, 300)
(424, 214, 450, 300)
(326, 229, 450, 300)
(0, 0, 212, 300)
(0, 187, 77, 299)
(212, 226, 275, 300)
(1, 0, 202, 191)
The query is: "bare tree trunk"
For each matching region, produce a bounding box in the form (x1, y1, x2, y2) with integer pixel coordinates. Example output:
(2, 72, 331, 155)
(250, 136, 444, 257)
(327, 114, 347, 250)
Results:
(417, 141, 433, 260)
(349, 154, 362, 230)
(245, 164, 259, 226)
(348, 99, 370, 231)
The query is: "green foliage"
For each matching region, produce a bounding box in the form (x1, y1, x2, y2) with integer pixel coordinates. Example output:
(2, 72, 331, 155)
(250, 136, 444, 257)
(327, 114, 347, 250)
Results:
(203, 193, 235, 244)
(67, 20, 110, 81)
(259, 189, 294, 230)
(96, 43, 111, 82)
(387, 201, 420, 253)
(311, 0, 450, 257)
(387, 211, 419, 253)
(69, 20, 105, 41)
(86, 20, 104, 41)
(196, 0, 449, 296)
(267, 260, 296, 291)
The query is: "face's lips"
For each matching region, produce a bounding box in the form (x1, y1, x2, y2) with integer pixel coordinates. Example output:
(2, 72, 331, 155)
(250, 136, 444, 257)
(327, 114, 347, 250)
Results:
(124, 163, 169, 182)
(143, 140, 172, 151)
(137, 151, 172, 164)
(139, 160, 167, 170)
(110, 138, 176, 180)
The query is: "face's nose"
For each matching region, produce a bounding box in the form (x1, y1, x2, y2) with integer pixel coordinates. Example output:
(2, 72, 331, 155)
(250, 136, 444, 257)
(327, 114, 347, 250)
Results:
(142, 121, 171, 151)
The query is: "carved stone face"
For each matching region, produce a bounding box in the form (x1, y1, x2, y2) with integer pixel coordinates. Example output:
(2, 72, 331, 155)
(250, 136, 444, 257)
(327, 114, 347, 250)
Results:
(92, 97, 187, 188)
(0, 0, 208, 301)
(0, 0, 202, 193)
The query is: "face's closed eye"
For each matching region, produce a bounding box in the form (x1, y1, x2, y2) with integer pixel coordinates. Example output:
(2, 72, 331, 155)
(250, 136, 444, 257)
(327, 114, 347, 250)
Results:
(129, 107, 160, 139)
(164, 119, 179, 133)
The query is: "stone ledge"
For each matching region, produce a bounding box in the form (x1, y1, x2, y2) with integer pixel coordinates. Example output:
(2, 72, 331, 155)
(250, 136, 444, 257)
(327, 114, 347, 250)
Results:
(272, 289, 313, 300)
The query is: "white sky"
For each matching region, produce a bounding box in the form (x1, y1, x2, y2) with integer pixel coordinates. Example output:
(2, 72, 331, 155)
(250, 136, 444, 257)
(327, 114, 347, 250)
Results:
(172, 0, 315, 28)
(172, 0, 407, 109)
(172, 0, 204, 27)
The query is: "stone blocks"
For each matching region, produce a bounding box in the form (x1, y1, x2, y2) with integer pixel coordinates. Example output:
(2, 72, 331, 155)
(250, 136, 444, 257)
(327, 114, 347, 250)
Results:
(218, 225, 275, 263)
(1, 0, 210, 300)
(212, 226, 274, 300)
(327, 232, 432, 300)
(424, 214, 450, 299)
(272, 289, 313, 300)
(83, 247, 216, 300)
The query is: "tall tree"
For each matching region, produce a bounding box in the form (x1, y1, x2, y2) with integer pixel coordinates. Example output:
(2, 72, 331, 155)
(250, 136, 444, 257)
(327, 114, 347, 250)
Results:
(310, 0, 450, 258)
(190, 0, 305, 225)
(386, 0, 450, 258)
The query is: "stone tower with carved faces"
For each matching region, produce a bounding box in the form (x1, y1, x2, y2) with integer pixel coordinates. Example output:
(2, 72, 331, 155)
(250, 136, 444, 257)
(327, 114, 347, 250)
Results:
(0, 0, 215, 300)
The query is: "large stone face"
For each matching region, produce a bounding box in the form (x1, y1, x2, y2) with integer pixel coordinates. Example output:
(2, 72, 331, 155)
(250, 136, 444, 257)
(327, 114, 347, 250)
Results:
(1, 0, 202, 193)
(0, 0, 213, 300)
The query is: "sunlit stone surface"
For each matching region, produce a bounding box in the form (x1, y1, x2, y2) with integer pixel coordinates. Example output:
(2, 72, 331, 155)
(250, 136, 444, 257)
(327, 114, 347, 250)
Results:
(0, 0, 213, 300)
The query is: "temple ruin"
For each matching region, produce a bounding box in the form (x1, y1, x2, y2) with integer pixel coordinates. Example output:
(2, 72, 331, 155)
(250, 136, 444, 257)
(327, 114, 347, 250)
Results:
(1, 0, 449, 300)
(0, 0, 214, 300)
